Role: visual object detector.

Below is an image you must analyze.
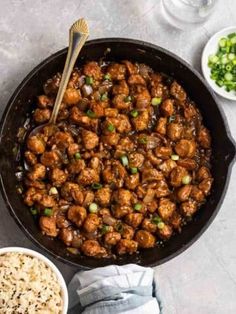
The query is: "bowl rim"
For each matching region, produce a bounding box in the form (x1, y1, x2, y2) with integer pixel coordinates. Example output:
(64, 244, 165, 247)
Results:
(0, 246, 68, 313)
(0, 37, 235, 268)
(201, 26, 236, 101)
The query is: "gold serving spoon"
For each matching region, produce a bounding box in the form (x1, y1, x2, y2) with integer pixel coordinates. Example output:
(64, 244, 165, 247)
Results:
(30, 18, 89, 135)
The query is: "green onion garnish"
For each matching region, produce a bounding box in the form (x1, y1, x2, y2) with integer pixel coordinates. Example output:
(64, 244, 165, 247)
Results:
(30, 208, 38, 215)
(134, 203, 142, 211)
(107, 123, 115, 132)
(124, 95, 132, 103)
(49, 187, 58, 195)
(85, 76, 93, 85)
(74, 152, 81, 160)
(91, 183, 103, 190)
(86, 109, 96, 118)
(168, 115, 175, 123)
(100, 93, 108, 101)
(115, 222, 124, 233)
(89, 203, 98, 213)
(182, 175, 191, 185)
(120, 155, 129, 166)
(171, 154, 179, 161)
(43, 208, 53, 217)
(152, 216, 162, 224)
(130, 110, 139, 118)
(138, 136, 147, 144)
(101, 225, 110, 234)
(157, 222, 165, 229)
(104, 73, 111, 81)
(151, 97, 162, 106)
(130, 167, 138, 174)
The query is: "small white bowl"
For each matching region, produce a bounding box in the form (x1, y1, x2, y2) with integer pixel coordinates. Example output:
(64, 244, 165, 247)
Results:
(0, 247, 68, 313)
(202, 26, 236, 101)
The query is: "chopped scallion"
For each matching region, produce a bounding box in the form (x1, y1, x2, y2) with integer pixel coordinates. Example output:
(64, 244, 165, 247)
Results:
(89, 203, 98, 213)
(85, 76, 93, 85)
(151, 97, 162, 106)
(91, 183, 103, 190)
(120, 155, 129, 166)
(43, 208, 53, 217)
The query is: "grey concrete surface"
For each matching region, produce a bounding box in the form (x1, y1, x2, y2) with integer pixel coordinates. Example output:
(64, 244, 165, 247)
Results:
(0, 1, 236, 313)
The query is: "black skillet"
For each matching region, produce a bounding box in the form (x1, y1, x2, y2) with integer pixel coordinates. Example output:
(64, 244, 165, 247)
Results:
(0, 38, 235, 269)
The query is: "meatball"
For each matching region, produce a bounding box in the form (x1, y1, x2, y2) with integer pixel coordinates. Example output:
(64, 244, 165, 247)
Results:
(56, 214, 71, 229)
(125, 173, 140, 190)
(121, 223, 135, 239)
(59, 228, 73, 246)
(83, 61, 102, 80)
(135, 230, 156, 248)
(170, 81, 186, 102)
(78, 168, 100, 186)
(158, 198, 176, 221)
(142, 168, 164, 183)
(27, 135, 45, 155)
(155, 180, 170, 198)
(107, 63, 126, 80)
(95, 187, 111, 207)
(39, 216, 58, 237)
(128, 74, 146, 85)
(177, 158, 197, 171)
(49, 131, 74, 149)
(63, 88, 81, 105)
(175, 139, 196, 158)
(37, 195, 56, 208)
(81, 240, 107, 257)
(156, 117, 167, 135)
(33, 108, 51, 124)
(61, 182, 82, 202)
(24, 187, 43, 206)
(113, 205, 132, 219)
(112, 94, 130, 110)
(176, 185, 192, 202)
(104, 232, 121, 246)
(157, 223, 173, 240)
(167, 123, 183, 141)
(199, 178, 213, 195)
(158, 159, 177, 177)
(83, 213, 101, 233)
(191, 186, 205, 202)
(129, 152, 145, 168)
(116, 239, 138, 255)
(160, 99, 174, 117)
(112, 189, 132, 206)
(101, 133, 120, 146)
(142, 218, 157, 233)
(81, 129, 99, 150)
(82, 190, 95, 207)
(197, 166, 211, 182)
(67, 159, 85, 174)
(198, 127, 211, 148)
(170, 166, 188, 187)
(27, 163, 46, 181)
(131, 111, 149, 131)
(25, 151, 37, 166)
(37, 95, 53, 108)
(50, 168, 67, 187)
(112, 80, 129, 95)
(40, 151, 60, 168)
(67, 205, 87, 227)
(125, 213, 143, 228)
(180, 200, 197, 217)
(155, 147, 172, 160)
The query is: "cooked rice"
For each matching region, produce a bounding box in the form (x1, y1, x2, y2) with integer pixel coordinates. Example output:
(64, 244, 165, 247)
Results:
(0, 252, 63, 314)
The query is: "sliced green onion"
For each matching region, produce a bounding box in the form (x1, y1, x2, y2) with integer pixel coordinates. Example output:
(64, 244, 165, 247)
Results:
(171, 154, 179, 161)
(43, 208, 53, 217)
(104, 73, 111, 81)
(157, 222, 165, 229)
(101, 225, 110, 234)
(134, 203, 142, 211)
(74, 152, 81, 160)
(182, 175, 191, 185)
(151, 97, 162, 106)
(107, 123, 115, 132)
(219, 38, 227, 47)
(228, 53, 235, 60)
(130, 167, 138, 174)
(100, 93, 108, 101)
(91, 183, 103, 190)
(130, 110, 139, 118)
(85, 76, 93, 85)
(115, 222, 124, 233)
(89, 203, 98, 213)
(120, 155, 129, 166)
(138, 136, 147, 144)
(225, 72, 233, 81)
(49, 187, 58, 195)
(152, 216, 162, 224)
(86, 109, 96, 118)
(124, 95, 132, 103)
(30, 208, 38, 215)
(168, 115, 175, 123)
(208, 54, 218, 63)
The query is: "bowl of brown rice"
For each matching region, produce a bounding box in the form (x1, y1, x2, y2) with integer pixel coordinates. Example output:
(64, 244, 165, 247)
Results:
(0, 247, 68, 313)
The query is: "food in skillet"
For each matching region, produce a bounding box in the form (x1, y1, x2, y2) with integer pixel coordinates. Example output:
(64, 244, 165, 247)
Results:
(19, 60, 213, 258)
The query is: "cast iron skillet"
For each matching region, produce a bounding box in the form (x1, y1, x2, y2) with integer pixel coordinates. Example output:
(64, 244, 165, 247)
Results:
(0, 38, 235, 269)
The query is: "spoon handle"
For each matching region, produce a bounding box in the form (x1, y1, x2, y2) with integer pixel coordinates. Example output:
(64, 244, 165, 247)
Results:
(50, 18, 89, 124)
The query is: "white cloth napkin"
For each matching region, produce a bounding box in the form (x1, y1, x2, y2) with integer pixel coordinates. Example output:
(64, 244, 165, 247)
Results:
(68, 264, 162, 314)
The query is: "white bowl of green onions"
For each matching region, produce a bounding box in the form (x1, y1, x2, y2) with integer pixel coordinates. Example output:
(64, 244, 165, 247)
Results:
(202, 26, 236, 101)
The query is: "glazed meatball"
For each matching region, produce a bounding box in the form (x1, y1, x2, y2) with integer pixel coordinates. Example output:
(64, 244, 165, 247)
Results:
(33, 108, 51, 124)
(95, 187, 111, 207)
(135, 230, 156, 248)
(39, 216, 58, 237)
(107, 63, 126, 80)
(175, 139, 196, 158)
(170, 81, 186, 101)
(180, 200, 197, 217)
(156, 117, 167, 135)
(170, 166, 188, 187)
(160, 99, 174, 117)
(59, 228, 73, 246)
(83, 61, 102, 80)
(157, 223, 173, 240)
(113, 189, 132, 206)
(27, 135, 45, 155)
(63, 88, 81, 105)
(142, 219, 157, 233)
(40, 151, 60, 168)
(116, 239, 138, 255)
(81, 129, 99, 150)
(83, 214, 101, 233)
(25, 151, 37, 166)
(125, 213, 143, 228)
(104, 232, 121, 246)
(50, 168, 67, 187)
(167, 123, 183, 141)
(67, 205, 87, 227)
(158, 198, 176, 221)
(27, 163, 46, 181)
(121, 223, 135, 239)
(176, 185, 192, 202)
(81, 240, 107, 257)
(78, 168, 100, 186)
